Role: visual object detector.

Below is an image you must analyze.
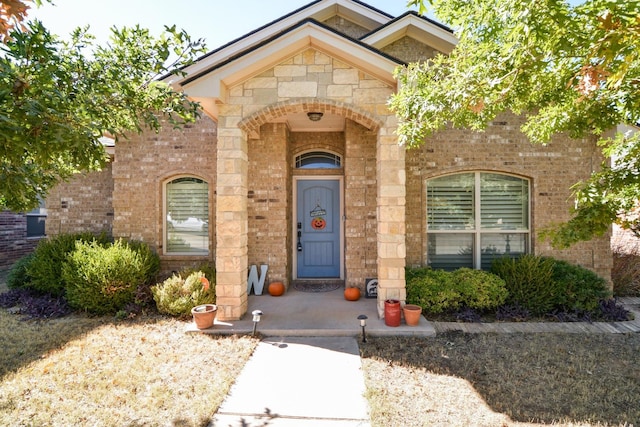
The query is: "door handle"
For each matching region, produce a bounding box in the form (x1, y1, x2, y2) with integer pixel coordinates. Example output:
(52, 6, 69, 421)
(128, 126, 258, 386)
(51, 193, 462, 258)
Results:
(297, 223, 303, 251)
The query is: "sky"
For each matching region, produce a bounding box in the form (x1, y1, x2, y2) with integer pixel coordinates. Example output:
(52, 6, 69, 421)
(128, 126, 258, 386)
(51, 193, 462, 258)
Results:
(29, 1, 418, 49)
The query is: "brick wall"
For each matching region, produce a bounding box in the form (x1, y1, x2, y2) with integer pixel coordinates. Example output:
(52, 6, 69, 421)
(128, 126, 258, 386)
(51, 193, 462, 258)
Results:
(111, 117, 218, 275)
(405, 112, 612, 281)
(343, 120, 378, 290)
(244, 121, 379, 290)
(46, 162, 114, 236)
(380, 36, 440, 63)
(322, 16, 371, 39)
(248, 123, 291, 284)
(0, 212, 42, 269)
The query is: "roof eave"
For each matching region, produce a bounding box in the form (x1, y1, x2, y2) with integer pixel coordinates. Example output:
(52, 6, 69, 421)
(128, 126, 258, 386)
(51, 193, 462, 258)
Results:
(181, 19, 403, 102)
(163, 0, 396, 86)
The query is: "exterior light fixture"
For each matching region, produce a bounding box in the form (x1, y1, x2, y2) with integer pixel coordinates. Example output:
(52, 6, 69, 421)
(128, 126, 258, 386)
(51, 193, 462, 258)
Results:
(357, 314, 368, 343)
(307, 112, 323, 122)
(251, 310, 263, 336)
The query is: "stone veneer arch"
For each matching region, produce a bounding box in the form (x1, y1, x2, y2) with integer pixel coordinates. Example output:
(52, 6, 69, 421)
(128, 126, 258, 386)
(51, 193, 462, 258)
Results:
(238, 98, 383, 139)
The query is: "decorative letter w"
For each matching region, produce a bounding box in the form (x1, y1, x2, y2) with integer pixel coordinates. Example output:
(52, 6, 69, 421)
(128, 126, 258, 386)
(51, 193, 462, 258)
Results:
(247, 265, 268, 295)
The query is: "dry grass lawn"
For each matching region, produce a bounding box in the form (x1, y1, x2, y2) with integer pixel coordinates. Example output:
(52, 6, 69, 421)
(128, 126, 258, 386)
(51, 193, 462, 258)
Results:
(2, 269, 639, 426)
(0, 287, 257, 426)
(361, 333, 640, 427)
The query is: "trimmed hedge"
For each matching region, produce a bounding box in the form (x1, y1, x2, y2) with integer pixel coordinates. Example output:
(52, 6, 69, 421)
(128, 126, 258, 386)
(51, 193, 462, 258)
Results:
(7, 253, 35, 289)
(406, 267, 507, 314)
(62, 239, 160, 314)
(451, 268, 508, 310)
(491, 255, 559, 316)
(27, 232, 111, 296)
(491, 255, 610, 315)
(551, 259, 610, 312)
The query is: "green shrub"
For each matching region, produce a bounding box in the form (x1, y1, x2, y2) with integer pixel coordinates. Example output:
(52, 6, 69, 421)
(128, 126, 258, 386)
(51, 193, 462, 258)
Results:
(7, 253, 35, 289)
(63, 239, 160, 314)
(406, 267, 508, 314)
(551, 260, 610, 311)
(152, 271, 216, 318)
(491, 255, 561, 315)
(492, 255, 612, 315)
(175, 262, 216, 284)
(27, 232, 111, 296)
(406, 268, 462, 314)
(451, 268, 508, 310)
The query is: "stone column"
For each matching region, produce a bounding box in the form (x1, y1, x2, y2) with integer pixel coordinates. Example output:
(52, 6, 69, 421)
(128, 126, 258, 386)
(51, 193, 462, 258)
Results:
(376, 124, 406, 318)
(215, 106, 249, 320)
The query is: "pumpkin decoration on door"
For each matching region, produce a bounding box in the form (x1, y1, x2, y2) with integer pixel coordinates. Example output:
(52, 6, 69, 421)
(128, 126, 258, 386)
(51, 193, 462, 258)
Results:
(311, 216, 326, 230)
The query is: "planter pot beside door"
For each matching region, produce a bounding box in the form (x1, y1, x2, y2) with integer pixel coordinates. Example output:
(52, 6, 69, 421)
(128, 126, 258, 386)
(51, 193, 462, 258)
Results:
(403, 304, 422, 326)
(191, 304, 217, 329)
(384, 299, 401, 327)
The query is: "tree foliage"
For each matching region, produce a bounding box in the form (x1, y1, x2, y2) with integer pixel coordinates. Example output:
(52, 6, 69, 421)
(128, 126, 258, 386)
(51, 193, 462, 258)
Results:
(0, 1, 206, 212)
(0, 0, 37, 41)
(397, 0, 640, 247)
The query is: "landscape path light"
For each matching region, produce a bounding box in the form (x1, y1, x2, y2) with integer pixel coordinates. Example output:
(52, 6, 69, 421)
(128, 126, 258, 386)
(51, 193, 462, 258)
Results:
(357, 314, 368, 343)
(251, 310, 263, 336)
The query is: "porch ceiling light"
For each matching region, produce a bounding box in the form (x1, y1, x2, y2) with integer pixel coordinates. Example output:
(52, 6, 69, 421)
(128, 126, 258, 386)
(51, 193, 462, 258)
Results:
(307, 112, 323, 122)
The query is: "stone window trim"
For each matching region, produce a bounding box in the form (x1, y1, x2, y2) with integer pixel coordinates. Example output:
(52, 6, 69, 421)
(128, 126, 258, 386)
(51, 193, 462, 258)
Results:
(163, 174, 211, 257)
(426, 170, 531, 270)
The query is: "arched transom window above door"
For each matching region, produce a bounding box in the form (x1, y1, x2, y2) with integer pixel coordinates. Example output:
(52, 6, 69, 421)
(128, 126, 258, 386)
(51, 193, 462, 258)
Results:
(295, 151, 342, 169)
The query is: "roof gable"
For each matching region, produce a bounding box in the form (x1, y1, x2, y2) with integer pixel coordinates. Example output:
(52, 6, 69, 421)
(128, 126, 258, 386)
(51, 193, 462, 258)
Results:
(182, 19, 402, 100)
(170, 0, 395, 87)
(171, 0, 459, 120)
(362, 11, 457, 54)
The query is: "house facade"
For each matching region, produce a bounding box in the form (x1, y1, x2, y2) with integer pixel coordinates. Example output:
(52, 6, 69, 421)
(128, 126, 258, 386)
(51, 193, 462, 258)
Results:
(0, 210, 44, 269)
(41, 0, 611, 320)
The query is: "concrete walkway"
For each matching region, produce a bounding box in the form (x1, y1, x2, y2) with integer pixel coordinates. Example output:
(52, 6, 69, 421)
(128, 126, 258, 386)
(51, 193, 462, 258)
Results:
(212, 336, 370, 427)
(201, 292, 640, 427)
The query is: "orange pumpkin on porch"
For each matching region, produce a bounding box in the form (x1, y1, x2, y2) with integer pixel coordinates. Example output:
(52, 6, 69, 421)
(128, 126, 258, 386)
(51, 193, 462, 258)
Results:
(344, 287, 361, 301)
(268, 281, 285, 296)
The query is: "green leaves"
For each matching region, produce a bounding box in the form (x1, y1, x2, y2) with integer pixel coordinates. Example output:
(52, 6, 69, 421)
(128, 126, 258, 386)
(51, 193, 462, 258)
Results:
(394, 0, 640, 247)
(544, 132, 640, 247)
(0, 19, 206, 212)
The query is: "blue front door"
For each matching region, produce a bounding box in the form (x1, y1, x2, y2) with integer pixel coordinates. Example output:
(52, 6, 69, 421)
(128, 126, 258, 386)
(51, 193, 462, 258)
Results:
(296, 179, 341, 278)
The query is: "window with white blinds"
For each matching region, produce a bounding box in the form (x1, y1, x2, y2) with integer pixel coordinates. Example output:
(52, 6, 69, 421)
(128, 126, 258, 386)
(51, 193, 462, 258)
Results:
(165, 177, 209, 255)
(427, 172, 530, 270)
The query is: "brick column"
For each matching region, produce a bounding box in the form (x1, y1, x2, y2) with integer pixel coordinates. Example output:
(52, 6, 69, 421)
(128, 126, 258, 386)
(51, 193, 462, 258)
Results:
(215, 107, 249, 320)
(376, 126, 406, 318)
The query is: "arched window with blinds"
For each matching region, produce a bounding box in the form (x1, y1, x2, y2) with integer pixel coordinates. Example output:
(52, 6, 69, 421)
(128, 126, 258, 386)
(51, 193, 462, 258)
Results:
(165, 177, 209, 255)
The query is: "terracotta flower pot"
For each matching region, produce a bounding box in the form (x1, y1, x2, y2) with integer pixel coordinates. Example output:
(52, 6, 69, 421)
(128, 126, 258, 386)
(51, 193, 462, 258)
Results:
(384, 299, 401, 327)
(268, 281, 285, 296)
(403, 304, 422, 326)
(344, 287, 361, 301)
(191, 304, 217, 329)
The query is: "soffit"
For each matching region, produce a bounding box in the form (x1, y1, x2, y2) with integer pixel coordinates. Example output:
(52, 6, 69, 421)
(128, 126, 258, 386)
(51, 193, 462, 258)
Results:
(277, 112, 347, 133)
(165, 0, 393, 88)
(362, 12, 457, 54)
